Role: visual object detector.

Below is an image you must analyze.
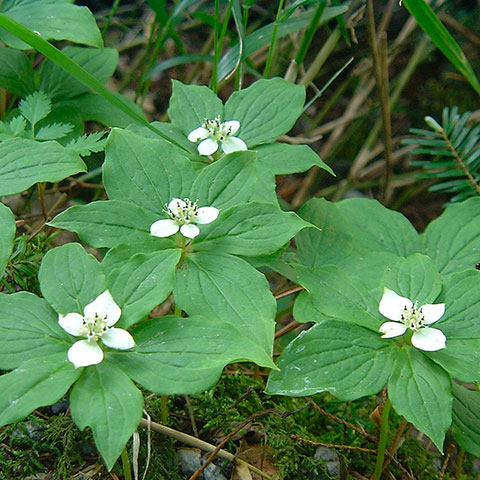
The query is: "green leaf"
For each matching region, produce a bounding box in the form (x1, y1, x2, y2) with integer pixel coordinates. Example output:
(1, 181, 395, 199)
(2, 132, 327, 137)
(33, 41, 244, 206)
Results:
(70, 361, 143, 471)
(103, 129, 195, 212)
(38, 243, 105, 315)
(422, 198, 480, 275)
(256, 143, 334, 175)
(424, 271, 480, 382)
(388, 347, 452, 451)
(0, 292, 71, 369)
(295, 265, 381, 331)
(402, 0, 480, 96)
(35, 122, 73, 140)
(66, 132, 106, 156)
(217, 6, 348, 82)
(380, 254, 442, 306)
(337, 198, 421, 257)
(250, 163, 278, 205)
(191, 151, 257, 209)
(195, 202, 310, 256)
(0, 352, 81, 427)
(292, 290, 323, 324)
(0, 0, 102, 49)
(103, 248, 181, 328)
(0, 137, 86, 196)
(295, 198, 354, 267)
(168, 80, 223, 135)
(452, 383, 480, 457)
(266, 320, 394, 400)
(0, 202, 15, 275)
(224, 78, 305, 146)
(174, 252, 276, 368)
(114, 314, 272, 394)
(0, 47, 35, 97)
(49, 200, 163, 248)
(19, 91, 51, 128)
(39, 46, 118, 100)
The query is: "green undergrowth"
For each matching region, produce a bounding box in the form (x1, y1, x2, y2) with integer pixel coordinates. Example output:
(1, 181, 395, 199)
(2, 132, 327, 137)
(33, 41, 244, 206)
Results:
(1, 372, 470, 479)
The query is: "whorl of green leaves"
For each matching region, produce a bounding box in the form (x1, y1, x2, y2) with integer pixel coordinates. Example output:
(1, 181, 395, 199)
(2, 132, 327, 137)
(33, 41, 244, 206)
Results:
(405, 107, 480, 203)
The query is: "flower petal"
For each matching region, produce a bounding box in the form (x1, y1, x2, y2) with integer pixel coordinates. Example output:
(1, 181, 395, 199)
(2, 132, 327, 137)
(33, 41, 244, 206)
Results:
(379, 321, 407, 338)
(411, 327, 446, 351)
(195, 206, 219, 224)
(84, 290, 121, 327)
(168, 198, 186, 211)
(223, 120, 240, 135)
(180, 223, 200, 239)
(198, 138, 218, 156)
(187, 126, 209, 142)
(58, 312, 84, 336)
(67, 339, 103, 368)
(221, 136, 247, 154)
(101, 328, 135, 350)
(150, 219, 179, 238)
(419, 303, 445, 325)
(379, 288, 413, 321)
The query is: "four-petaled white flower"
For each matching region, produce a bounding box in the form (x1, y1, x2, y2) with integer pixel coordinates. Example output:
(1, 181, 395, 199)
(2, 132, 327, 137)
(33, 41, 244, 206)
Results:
(150, 198, 219, 239)
(187, 116, 247, 156)
(59, 290, 135, 368)
(378, 288, 446, 351)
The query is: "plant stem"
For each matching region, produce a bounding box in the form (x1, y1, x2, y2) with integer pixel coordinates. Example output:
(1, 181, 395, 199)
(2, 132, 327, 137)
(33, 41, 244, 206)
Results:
(161, 395, 169, 424)
(455, 447, 465, 480)
(37, 182, 47, 220)
(121, 446, 132, 480)
(210, 0, 221, 93)
(372, 397, 391, 480)
(264, 0, 285, 78)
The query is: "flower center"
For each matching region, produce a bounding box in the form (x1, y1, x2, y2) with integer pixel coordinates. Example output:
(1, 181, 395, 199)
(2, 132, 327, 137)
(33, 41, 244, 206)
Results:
(165, 198, 198, 225)
(203, 116, 234, 142)
(400, 303, 425, 331)
(78, 312, 110, 342)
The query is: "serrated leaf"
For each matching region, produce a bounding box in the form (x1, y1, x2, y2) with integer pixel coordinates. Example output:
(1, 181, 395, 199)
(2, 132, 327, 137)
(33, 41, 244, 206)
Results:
(103, 129, 196, 212)
(0, 202, 15, 275)
(8, 116, 26, 136)
(224, 78, 305, 146)
(19, 91, 51, 128)
(0, 292, 71, 370)
(266, 320, 394, 400)
(191, 150, 257, 209)
(0, 137, 86, 196)
(0, 352, 81, 427)
(388, 347, 452, 451)
(103, 248, 181, 328)
(38, 243, 105, 315)
(0, 0, 103, 49)
(70, 361, 143, 471)
(49, 200, 164, 249)
(174, 252, 276, 368)
(114, 314, 272, 395)
(380, 254, 442, 306)
(66, 131, 107, 156)
(168, 80, 223, 135)
(422, 198, 480, 275)
(452, 383, 480, 457)
(35, 122, 74, 140)
(195, 202, 310, 256)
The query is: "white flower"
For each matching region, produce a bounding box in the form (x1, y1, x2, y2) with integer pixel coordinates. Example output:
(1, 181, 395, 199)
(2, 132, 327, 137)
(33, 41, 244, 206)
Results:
(150, 197, 219, 239)
(187, 116, 247, 155)
(58, 290, 135, 368)
(378, 288, 446, 351)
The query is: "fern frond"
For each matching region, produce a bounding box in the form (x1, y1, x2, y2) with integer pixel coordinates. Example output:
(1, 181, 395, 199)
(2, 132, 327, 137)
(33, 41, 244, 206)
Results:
(403, 107, 480, 202)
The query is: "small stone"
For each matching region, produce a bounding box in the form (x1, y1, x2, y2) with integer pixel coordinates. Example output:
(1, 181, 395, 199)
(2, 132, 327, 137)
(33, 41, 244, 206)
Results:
(175, 447, 228, 480)
(314, 446, 340, 478)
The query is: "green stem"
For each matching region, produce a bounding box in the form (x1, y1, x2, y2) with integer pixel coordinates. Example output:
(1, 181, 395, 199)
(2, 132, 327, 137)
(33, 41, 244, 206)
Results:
(102, 0, 121, 36)
(210, 0, 220, 93)
(372, 397, 392, 480)
(161, 395, 169, 424)
(295, 1, 326, 66)
(121, 446, 132, 480)
(264, 0, 285, 78)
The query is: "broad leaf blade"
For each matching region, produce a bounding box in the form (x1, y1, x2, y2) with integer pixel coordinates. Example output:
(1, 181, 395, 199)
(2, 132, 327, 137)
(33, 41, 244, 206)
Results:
(70, 361, 143, 471)
(452, 383, 480, 457)
(0, 47, 35, 97)
(0, 203, 15, 275)
(0, 352, 81, 427)
(266, 320, 394, 400)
